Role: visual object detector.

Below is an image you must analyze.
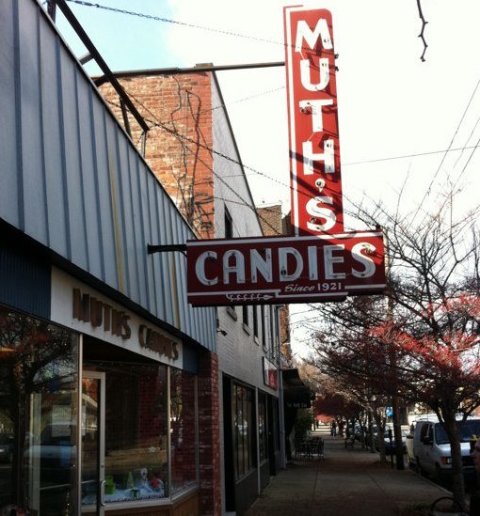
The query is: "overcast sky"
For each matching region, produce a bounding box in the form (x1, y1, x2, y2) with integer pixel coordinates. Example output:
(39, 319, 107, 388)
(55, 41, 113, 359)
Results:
(55, 0, 480, 356)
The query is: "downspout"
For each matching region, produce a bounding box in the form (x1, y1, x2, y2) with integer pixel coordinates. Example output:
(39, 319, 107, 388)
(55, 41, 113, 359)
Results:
(275, 306, 287, 469)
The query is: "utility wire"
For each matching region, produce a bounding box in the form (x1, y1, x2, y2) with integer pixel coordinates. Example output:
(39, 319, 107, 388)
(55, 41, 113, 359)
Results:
(205, 86, 285, 114)
(66, 0, 286, 47)
(105, 71, 480, 237)
(410, 78, 480, 224)
(104, 94, 285, 236)
(66, 0, 471, 219)
(344, 145, 480, 167)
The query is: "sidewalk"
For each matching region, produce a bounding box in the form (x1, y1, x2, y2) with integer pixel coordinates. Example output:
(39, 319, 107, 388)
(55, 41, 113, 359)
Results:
(245, 431, 451, 516)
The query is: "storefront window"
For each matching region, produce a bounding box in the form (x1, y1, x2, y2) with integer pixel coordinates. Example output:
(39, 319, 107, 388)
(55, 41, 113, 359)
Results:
(170, 368, 197, 494)
(0, 305, 79, 515)
(85, 362, 169, 504)
(233, 384, 254, 479)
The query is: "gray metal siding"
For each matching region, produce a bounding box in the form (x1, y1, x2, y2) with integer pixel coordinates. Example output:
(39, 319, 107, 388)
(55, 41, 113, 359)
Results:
(1, 0, 20, 229)
(0, 0, 216, 351)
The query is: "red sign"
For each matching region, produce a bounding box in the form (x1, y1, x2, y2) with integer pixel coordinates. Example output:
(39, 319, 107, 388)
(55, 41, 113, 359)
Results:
(186, 231, 386, 306)
(284, 6, 343, 236)
(263, 358, 278, 390)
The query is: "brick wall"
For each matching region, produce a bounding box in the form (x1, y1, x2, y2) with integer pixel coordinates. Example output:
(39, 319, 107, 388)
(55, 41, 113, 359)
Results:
(100, 72, 214, 239)
(197, 351, 221, 515)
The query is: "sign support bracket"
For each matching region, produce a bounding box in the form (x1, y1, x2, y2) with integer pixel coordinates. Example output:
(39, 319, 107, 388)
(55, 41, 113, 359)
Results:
(147, 244, 187, 256)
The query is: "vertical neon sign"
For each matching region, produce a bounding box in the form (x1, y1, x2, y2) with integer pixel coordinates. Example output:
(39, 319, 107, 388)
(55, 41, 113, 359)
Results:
(284, 7, 343, 236)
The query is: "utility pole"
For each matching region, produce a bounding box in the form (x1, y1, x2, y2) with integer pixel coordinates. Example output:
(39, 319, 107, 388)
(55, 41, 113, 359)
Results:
(388, 324, 405, 470)
(385, 231, 405, 470)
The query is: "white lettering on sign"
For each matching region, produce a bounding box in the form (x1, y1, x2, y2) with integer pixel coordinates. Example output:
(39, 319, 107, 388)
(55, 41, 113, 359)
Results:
(302, 140, 335, 175)
(187, 232, 386, 306)
(194, 243, 377, 287)
(195, 250, 218, 286)
(251, 248, 273, 283)
(299, 99, 333, 132)
(284, 7, 343, 235)
(352, 243, 376, 278)
(295, 18, 333, 53)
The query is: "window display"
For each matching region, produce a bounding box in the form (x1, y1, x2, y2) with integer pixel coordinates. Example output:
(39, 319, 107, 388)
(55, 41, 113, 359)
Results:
(0, 305, 199, 514)
(233, 383, 254, 479)
(82, 361, 169, 505)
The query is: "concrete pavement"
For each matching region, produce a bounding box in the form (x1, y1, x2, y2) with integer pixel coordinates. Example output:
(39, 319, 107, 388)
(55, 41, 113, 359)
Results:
(245, 430, 452, 516)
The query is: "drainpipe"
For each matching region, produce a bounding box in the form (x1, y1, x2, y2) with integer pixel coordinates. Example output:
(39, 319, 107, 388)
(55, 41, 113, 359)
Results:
(275, 306, 287, 469)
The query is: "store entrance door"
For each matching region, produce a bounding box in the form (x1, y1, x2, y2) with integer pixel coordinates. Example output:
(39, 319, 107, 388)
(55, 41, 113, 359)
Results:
(81, 371, 105, 515)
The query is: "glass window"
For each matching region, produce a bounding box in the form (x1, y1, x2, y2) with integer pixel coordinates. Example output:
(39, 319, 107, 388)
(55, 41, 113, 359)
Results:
(82, 361, 169, 504)
(233, 384, 254, 479)
(170, 368, 197, 494)
(435, 420, 480, 444)
(0, 305, 79, 515)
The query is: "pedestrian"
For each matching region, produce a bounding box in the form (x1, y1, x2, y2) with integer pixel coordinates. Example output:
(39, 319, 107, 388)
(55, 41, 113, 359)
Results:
(331, 421, 337, 437)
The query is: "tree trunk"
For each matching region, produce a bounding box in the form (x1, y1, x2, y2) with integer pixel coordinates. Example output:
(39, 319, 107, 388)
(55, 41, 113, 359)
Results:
(373, 412, 387, 463)
(444, 414, 466, 511)
(391, 397, 405, 470)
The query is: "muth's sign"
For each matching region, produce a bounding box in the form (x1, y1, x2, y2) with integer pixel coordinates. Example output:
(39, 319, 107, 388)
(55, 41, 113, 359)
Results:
(284, 6, 343, 236)
(186, 231, 386, 306)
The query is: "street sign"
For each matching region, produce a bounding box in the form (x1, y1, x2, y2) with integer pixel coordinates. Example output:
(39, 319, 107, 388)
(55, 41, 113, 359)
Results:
(186, 231, 386, 306)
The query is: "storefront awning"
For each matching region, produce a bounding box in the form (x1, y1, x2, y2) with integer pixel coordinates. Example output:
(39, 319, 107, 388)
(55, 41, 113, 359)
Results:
(282, 369, 312, 409)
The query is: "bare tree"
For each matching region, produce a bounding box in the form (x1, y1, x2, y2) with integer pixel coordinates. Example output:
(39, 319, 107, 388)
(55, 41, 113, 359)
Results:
(307, 193, 480, 509)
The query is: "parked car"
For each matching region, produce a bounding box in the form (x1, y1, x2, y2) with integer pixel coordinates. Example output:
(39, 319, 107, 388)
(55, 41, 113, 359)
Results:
(376, 428, 407, 455)
(409, 415, 480, 481)
(0, 434, 14, 463)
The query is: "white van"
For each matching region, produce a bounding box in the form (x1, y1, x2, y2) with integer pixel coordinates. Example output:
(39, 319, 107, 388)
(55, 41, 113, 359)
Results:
(409, 415, 480, 481)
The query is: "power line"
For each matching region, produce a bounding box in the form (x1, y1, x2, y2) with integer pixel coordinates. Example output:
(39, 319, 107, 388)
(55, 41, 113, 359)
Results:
(66, 0, 285, 47)
(108, 73, 480, 234)
(206, 86, 285, 114)
(104, 94, 285, 236)
(344, 145, 480, 167)
(218, 144, 480, 181)
(410, 78, 480, 223)
(66, 0, 480, 220)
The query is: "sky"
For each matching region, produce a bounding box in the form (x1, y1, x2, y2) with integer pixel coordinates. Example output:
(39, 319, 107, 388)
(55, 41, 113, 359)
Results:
(53, 0, 480, 357)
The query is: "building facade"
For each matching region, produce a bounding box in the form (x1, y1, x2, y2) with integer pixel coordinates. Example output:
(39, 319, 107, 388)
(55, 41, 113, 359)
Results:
(0, 1, 285, 514)
(0, 1, 220, 515)
(97, 67, 284, 515)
